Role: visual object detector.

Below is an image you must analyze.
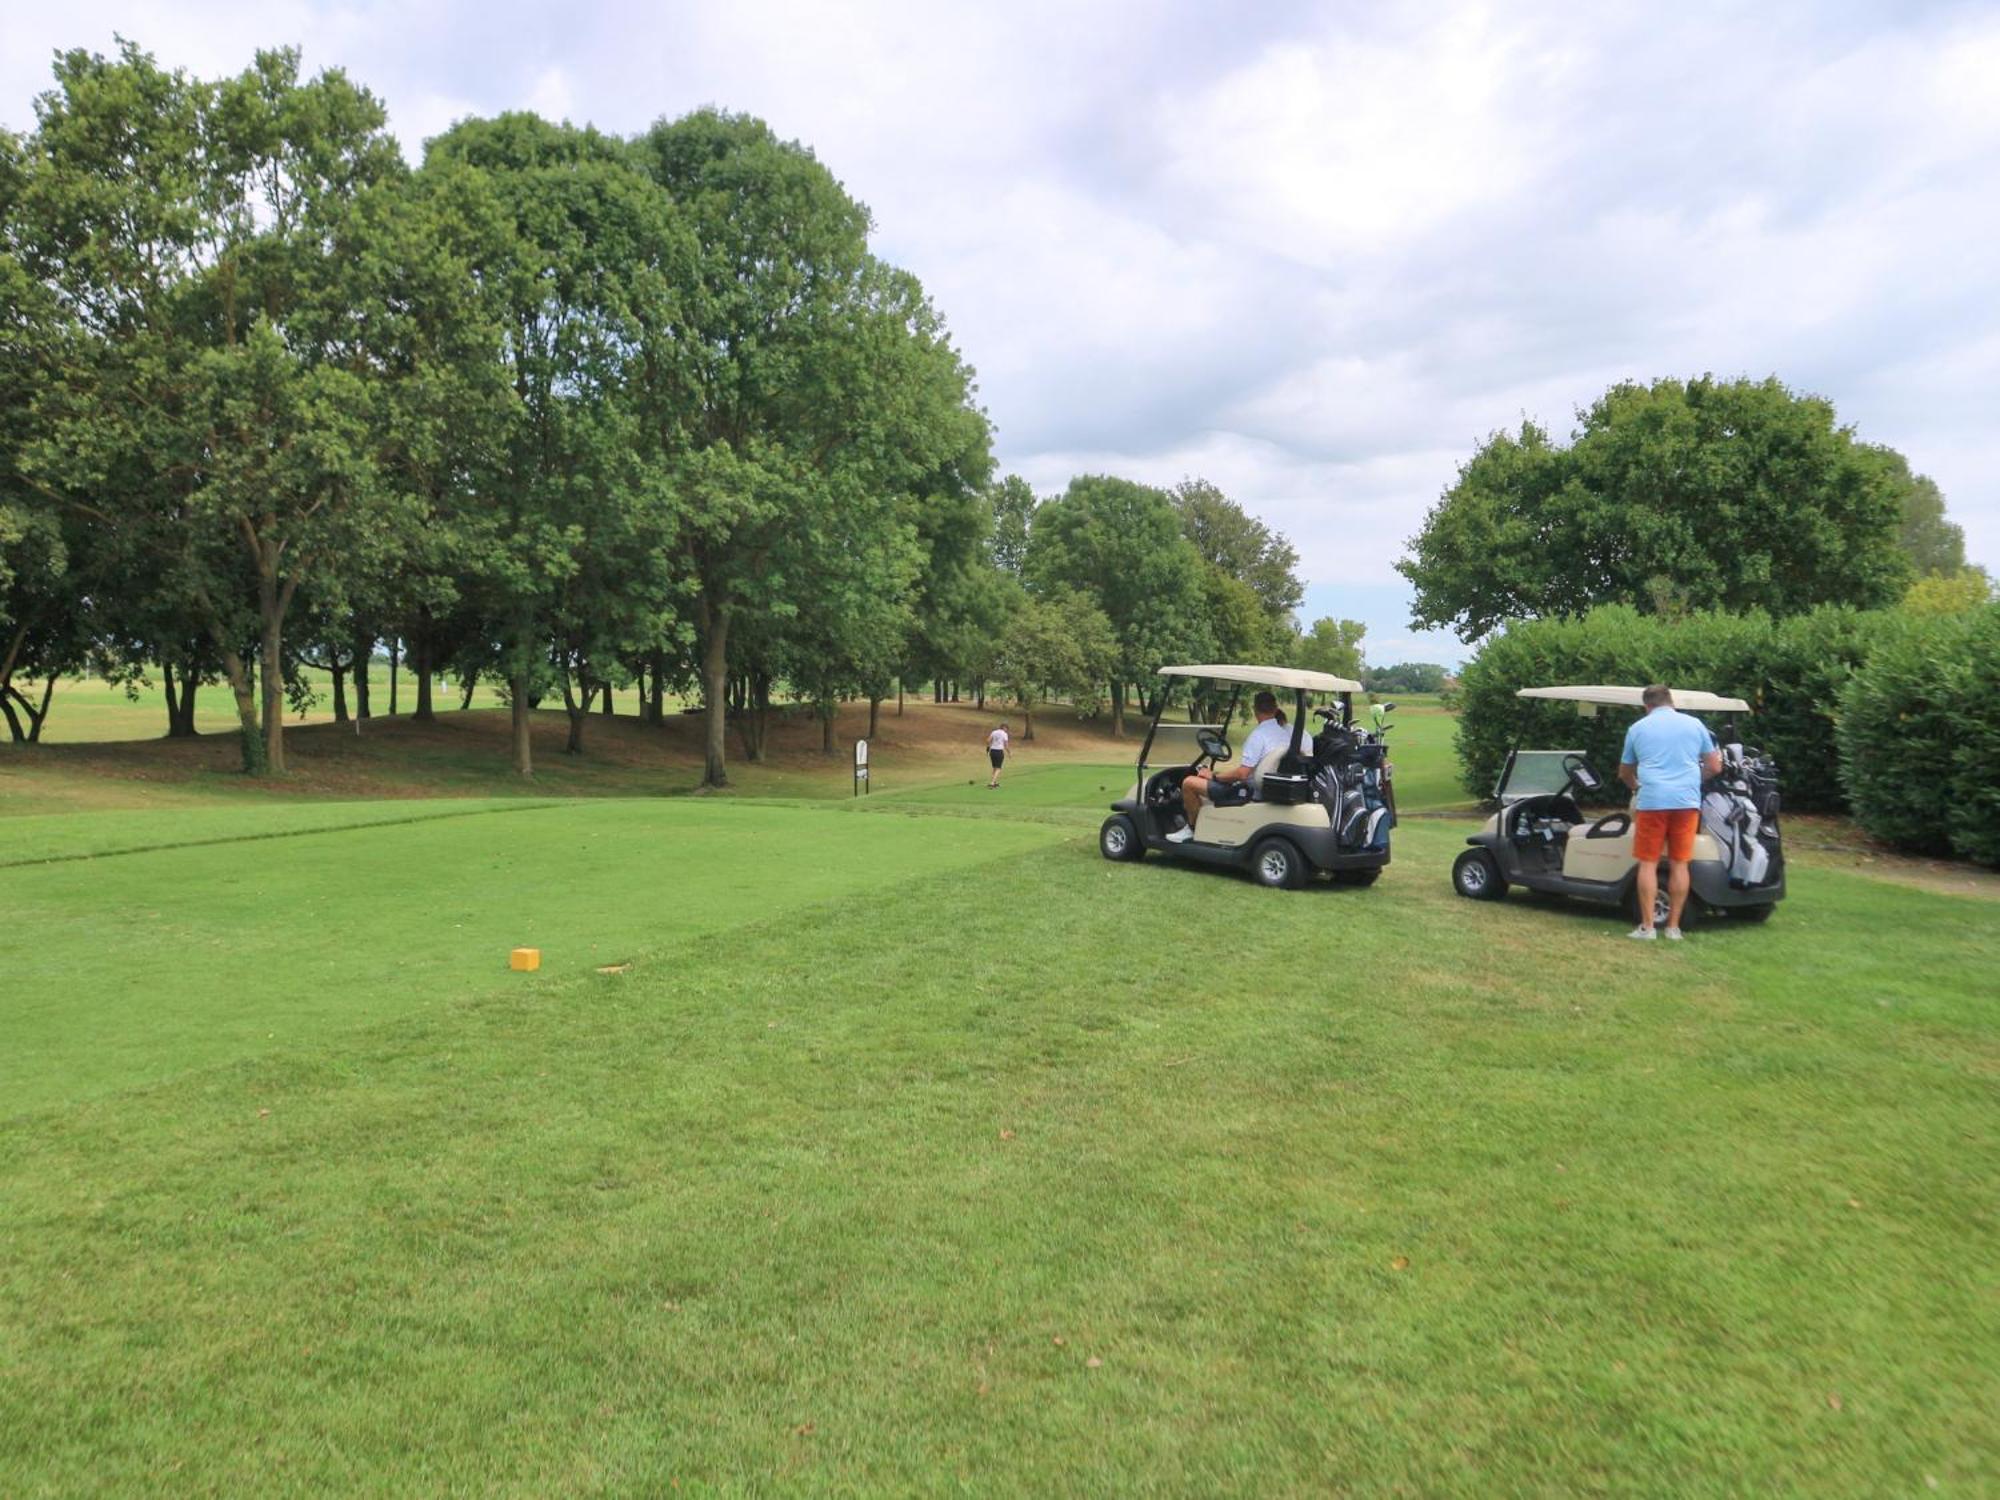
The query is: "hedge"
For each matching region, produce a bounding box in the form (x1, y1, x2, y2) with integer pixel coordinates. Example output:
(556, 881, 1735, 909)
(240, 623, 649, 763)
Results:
(1837, 603, 2000, 866)
(1453, 605, 1891, 812)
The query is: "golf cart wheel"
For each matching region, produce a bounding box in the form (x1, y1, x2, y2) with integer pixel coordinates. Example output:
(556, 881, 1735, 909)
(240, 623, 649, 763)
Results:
(1251, 837, 1306, 890)
(1332, 867, 1382, 887)
(1732, 903, 1776, 924)
(1099, 814, 1144, 862)
(1452, 849, 1506, 901)
(1625, 881, 1703, 930)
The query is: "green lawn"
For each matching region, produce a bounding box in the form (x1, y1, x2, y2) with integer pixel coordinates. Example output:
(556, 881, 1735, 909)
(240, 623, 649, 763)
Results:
(1, 733, 1995, 1493)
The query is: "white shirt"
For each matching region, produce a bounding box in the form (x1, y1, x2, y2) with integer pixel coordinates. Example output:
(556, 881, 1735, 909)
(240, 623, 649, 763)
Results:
(987, 728, 1010, 751)
(1238, 717, 1291, 770)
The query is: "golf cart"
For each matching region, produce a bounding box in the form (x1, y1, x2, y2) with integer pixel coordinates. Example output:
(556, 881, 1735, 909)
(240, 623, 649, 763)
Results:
(1451, 685, 1786, 926)
(1098, 664, 1394, 889)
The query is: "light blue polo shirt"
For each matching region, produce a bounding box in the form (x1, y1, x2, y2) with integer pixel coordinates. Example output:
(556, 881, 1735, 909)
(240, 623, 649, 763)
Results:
(1619, 706, 1716, 811)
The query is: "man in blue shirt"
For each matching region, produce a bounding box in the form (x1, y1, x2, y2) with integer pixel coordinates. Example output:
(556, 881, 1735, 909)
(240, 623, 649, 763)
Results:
(1619, 685, 1723, 940)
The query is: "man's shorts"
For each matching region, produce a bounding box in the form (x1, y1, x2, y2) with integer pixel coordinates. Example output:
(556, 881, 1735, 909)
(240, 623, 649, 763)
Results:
(1633, 808, 1700, 863)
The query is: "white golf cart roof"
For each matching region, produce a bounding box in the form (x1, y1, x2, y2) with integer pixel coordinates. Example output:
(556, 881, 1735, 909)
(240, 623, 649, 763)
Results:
(1159, 663, 1363, 693)
(1517, 685, 1752, 713)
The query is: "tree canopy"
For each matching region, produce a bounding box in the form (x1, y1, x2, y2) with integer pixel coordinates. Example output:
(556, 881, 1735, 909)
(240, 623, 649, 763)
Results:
(1399, 376, 1926, 642)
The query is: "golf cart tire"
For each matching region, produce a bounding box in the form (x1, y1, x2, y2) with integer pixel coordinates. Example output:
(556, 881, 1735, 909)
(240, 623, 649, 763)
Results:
(1731, 902, 1776, 923)
(1099, 814, 1144, 862)
(1626, 880, 1703, 930)
(1251, 837, 1306, 890)
(1331, 867, 1382, 887)
(1453, 848, 1506, 901)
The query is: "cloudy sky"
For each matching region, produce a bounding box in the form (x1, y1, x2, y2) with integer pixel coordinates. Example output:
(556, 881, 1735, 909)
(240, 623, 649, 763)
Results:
(6, 1, 1997, 664)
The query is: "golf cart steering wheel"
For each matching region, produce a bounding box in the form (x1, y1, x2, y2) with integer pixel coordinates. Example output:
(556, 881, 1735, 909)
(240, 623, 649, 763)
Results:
(1562, 754, 1603, 793)
(1195, 728, 1232, 763)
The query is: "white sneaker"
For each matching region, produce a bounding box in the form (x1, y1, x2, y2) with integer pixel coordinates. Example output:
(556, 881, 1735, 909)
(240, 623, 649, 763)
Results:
(1664, 927, 1683, 941)
(1166, 826, 1194, 844)
(1627, 926, 1656, 941)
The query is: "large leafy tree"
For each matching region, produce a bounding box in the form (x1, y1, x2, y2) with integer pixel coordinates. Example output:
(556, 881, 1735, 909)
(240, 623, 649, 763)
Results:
(1291, 615, 1367, 681)
(1024, 475, 1210, 735)
(1873, 447, 1966, 577)
(15, 43, 417, 772)
(632, 111, 989, 787)
(987, 474, 1036, 577)
(992, 591, 1117, 740)
(424, 114, 690, 776)
(1400, 375, 1917, 642)
(1171, 477, 1302, 625)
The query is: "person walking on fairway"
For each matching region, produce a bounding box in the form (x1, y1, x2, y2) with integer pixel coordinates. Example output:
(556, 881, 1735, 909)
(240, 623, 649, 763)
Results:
(986, 721, 1011, 788)
(1620, 684, 1723, 940)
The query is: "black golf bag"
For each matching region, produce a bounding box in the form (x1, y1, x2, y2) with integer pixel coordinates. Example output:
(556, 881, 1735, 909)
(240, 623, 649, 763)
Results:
(1312, 732, 1392, 851)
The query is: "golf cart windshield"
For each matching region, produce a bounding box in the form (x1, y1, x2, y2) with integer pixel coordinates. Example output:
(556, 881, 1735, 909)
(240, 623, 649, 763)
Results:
(1496, 750, 1588, 804)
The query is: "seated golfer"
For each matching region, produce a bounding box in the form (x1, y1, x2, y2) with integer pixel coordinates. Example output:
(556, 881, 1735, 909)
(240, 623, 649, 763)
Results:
(1169, 691, 1291, 843)
(1619, 684, 1724, 941)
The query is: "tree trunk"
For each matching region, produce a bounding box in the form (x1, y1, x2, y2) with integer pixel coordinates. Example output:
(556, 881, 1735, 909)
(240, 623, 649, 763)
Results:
(219, 647, 263, 774)
(26, 676, 53, 742)
(868, 696, 881, 739)
(646, 651, 665, 725)
(413, 626, 434, 722)
(897, 679, 904, 716)
(460, 667, 478, 710)
(560, 660, 586, 755)
(700, 599, 730, 788)
(1110, 679, 1124, 738)
(975, 680, 986, 711)
(601, 681, 614, 718)
(353, 629, 373, 718)
(165, 666, 201, 738)
(1024, 704, 1034, 741)
(388, 638, 399, 716)
(256, 556, 288, 774)
(821, 703, 835, 754)
(510, 669, 533, 777)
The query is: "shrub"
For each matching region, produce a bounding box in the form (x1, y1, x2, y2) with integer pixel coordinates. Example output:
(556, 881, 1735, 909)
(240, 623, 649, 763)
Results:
(1838, 604, 2000, 866)
(1453, 605, 1887, 810)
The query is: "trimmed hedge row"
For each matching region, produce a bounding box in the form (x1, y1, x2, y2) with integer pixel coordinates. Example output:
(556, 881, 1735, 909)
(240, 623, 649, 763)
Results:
(1452, 605, 1892, 813)
(1837, 604, 2000, 866)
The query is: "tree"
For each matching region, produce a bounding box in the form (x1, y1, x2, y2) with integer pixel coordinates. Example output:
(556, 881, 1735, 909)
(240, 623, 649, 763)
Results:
(988, 474, 1036, 576)
(15, 44, 417, 773)
(1363, 662, 1447, 694)
(1401, 376, 1916, 641)
(1292, 616, 1366, 681)
(632, 110, 989, 787)
(1904, 567, 1995, 616)
(1879, 451, 1966, 577)
(1171, 478, 1302, 624)
(425, 113, 688, 777)
(991, 591, 1116, 740)
(1024, 475, 1211, 735)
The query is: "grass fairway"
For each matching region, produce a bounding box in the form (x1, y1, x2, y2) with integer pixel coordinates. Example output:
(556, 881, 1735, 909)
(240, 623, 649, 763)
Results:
(2, 734, 1996, 1493)
(0, 800, 1063, 1111)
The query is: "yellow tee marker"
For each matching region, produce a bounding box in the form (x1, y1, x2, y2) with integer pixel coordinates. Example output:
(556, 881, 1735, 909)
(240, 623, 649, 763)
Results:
(509, 948, 541, 972)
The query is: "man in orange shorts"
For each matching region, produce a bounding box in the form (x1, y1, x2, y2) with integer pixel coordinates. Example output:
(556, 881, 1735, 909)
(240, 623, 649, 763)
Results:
(1618, 685, 1723, 940)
